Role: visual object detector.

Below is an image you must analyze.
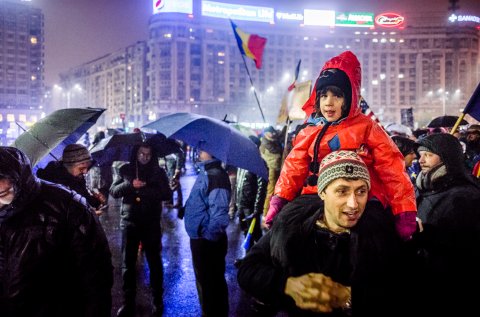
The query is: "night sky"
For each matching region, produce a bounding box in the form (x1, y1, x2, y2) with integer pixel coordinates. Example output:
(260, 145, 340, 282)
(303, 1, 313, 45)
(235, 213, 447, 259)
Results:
(33, 0, 479, 86)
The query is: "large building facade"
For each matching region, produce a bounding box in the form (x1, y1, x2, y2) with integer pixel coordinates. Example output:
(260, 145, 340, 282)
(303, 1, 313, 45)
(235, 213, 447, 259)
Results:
(0, 0, 44, 145)
(59, 1, 480, 130)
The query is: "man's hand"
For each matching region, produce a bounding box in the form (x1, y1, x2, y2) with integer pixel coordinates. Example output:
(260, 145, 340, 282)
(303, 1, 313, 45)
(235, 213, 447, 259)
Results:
(132, 178, 146, 189)
(92, 191, 107, 205)
(284, 273, 351, 313)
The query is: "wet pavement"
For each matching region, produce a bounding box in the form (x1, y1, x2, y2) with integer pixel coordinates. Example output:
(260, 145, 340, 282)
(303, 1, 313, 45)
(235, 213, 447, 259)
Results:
(100, 159, 267, 317)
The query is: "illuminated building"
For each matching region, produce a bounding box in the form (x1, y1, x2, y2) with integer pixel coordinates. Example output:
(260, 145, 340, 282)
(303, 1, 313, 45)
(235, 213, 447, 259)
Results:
(0, 0, 44, 145)
(59, 1, 479, 129)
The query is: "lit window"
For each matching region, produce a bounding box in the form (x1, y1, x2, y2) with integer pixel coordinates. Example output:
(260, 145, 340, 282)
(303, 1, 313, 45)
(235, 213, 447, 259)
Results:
(19, 114, 26, 122)
(7, 114, 15, 122)
(30, 36, 37, 44)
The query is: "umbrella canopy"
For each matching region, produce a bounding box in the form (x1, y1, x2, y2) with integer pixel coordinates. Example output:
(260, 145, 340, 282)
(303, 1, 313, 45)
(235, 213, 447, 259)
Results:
(143, 113, 268, 179)
(427, 115, 469, 128)
(11, 108, 105, 169)
(90, 132, 181, 166)
(384, 123, 413, 137)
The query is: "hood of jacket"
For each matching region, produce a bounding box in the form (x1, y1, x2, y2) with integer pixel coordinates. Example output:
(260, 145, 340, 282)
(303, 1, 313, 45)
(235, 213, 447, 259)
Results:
(0, 147, 41, 223)
(302, 50, 361, 120)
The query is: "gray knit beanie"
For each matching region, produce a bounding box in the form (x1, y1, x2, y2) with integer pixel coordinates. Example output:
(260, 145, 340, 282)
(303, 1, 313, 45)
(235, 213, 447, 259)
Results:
(317, 150, 370, 193)
(62, 144, 92, 165)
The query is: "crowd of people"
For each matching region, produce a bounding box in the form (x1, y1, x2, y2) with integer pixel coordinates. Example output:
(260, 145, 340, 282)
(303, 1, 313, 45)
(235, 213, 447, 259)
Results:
(1, 49, 480, 317)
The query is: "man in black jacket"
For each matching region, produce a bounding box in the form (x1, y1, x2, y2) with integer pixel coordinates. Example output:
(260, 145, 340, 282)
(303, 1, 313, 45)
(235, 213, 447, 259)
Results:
(37, 143, 106, 214)
(0, 147, 113, 317)
(110, 143, 172, 317)
(237, 150, 411, 316)
(413, 133, 480, 316)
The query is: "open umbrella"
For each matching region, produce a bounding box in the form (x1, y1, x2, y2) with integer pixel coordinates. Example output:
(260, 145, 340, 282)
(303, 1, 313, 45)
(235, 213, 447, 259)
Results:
(427, 115, 469, 128)
(11, 108, 105, 169)
(90, 132, 181, 166)
(142, 113, 268, 180)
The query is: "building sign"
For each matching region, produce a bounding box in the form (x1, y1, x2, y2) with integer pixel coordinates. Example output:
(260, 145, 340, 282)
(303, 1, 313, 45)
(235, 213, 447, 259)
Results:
(448, 14, 480, 24)
(303, 9, 335, 26)
(153, 0, 193, 15)
(201, 1, 274, 23)
(276, 11, 304, 22)
(375, 12, 405, 28)
(335, 12, 374, 27)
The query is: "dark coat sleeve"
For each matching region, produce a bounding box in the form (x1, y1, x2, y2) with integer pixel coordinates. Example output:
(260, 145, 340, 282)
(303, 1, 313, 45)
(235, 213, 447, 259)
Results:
(237, 231, 289, 307)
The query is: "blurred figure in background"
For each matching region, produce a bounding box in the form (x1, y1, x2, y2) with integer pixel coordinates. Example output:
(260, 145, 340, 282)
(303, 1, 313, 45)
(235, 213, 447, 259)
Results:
(259, 126, 283, 217)
(464, 124, 480, 174)
(391, 135, 419, 183)
(235, 135, 268, 258)
(88, 131, 113, 206)
(164, 147, 185, 208)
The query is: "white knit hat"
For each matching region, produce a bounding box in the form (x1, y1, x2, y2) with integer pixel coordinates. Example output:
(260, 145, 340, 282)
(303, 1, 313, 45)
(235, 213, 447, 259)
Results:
(317, 150, 370, 193)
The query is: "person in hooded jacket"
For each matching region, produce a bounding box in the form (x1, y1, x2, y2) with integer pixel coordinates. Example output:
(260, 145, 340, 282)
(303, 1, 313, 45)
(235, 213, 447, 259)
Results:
(412, 133, 480, 316)
(0, 147, 113, 317)
(110, 143, 172, 317)
(265, 51, 417, 241)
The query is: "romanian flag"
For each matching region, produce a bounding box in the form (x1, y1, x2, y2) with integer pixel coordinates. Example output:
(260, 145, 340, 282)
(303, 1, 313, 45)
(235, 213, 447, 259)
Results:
(462, 81, 480, 121)
(230, 20, 267, 69)
(473, 161, 480, 178)
(288, 60, 302, 91)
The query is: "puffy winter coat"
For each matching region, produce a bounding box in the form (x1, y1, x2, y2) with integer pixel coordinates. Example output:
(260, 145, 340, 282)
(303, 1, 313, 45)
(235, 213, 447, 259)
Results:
(184, 159, 231, 241)
(109, 144, 172, 226)
(275, 51, 416, 216)
(0, 147, 113, 317)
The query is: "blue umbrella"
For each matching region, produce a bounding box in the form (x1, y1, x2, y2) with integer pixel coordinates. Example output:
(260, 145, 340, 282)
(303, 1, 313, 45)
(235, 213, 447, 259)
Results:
(143, 113, 268, 180)
(11, 108, 105, 169)
(90, 132, 181, 166)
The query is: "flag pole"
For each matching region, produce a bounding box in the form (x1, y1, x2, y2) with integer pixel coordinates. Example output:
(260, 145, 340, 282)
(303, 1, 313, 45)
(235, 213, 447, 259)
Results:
(450, 113, 467, 135)
(240, 53, 266, 123)
(281, 116, 292, 165)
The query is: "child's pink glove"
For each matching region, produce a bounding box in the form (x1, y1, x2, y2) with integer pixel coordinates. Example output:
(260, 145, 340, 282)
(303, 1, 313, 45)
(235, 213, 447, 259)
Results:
(395, 211, 417, 241)
(264, 196, 289, 229)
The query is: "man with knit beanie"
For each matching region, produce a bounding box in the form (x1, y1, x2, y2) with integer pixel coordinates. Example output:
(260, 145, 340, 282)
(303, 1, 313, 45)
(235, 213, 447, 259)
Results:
(264, 51, 417, 241)
(37, 143, 106, 213)
(412, 133, 480, 316)
(238, 150, 411, 316)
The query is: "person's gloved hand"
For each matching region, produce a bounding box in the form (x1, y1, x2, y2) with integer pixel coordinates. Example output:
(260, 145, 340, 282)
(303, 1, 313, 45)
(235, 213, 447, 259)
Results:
(395, 211, 417, 241)
(264, 196, 289, 229)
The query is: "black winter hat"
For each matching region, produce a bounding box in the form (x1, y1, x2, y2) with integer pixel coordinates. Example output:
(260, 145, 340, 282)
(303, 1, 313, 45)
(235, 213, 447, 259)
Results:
(315, 68, 352, 116)
(416, 133, 466, 177)
(392, 136, 418, 157)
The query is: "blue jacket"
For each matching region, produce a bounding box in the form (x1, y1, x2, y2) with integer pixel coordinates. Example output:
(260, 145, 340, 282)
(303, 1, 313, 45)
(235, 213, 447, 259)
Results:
(184, 159, 231, 241)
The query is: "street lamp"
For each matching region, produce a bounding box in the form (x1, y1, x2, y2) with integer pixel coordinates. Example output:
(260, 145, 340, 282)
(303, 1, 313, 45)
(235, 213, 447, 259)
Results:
(53, 84, 83, 109)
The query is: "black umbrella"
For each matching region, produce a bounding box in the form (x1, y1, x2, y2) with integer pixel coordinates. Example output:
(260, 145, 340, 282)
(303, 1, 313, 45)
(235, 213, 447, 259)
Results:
(90, 132, 181, 166)
(427, 115, 469, 128)
(11, 108, 105, 169)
